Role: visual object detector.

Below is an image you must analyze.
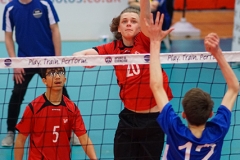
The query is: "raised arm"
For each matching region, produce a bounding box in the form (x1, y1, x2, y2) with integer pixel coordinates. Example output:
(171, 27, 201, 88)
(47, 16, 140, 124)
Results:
(128, 0, 140, 9)
(129, 0, 158, 11)
(147, 12, 173, 112)
(150, 0, 160, 12)
(140, 0, 152, 37)
(73, 49, 99, 68)
(140, 0, 173, 38)
(204, 33, 239, 111)
(73, 49, 98, 56)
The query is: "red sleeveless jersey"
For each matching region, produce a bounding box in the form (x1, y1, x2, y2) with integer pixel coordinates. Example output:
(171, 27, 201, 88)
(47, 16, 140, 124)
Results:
(94, 32, 173, 111)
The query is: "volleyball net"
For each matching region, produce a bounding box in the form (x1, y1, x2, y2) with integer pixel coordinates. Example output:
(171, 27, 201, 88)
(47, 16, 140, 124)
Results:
(0, 52, 240, 159)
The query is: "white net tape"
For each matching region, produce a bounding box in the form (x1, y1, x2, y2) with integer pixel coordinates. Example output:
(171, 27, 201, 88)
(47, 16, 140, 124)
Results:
(0, 51, 238, 69)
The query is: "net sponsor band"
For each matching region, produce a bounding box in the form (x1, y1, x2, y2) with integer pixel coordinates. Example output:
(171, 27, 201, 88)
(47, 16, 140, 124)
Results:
(0, 52, 238, 68)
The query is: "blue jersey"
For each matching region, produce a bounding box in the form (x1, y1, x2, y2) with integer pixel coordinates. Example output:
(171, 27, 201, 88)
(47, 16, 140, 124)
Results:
(2, 0, 59, 57)
(157, 103, 231, 160)
(153, 0, 171, 30)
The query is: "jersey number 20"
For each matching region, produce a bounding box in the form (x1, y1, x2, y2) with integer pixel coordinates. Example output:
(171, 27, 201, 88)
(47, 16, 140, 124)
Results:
(127, 64, 140, 77)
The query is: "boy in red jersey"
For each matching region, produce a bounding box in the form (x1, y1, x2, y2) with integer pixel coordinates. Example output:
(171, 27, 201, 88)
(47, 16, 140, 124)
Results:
(73, 5, 173, 160)
(14, 67, 97, 160)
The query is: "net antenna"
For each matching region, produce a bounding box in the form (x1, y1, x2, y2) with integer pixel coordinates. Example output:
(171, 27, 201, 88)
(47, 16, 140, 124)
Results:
(170, 0, 201, 39)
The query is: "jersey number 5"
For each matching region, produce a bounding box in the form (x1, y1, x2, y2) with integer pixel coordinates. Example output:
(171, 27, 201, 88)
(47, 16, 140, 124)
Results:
(53, 126, 60, 143)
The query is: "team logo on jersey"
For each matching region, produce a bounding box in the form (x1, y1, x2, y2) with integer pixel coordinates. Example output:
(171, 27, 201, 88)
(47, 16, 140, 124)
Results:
(33, 9, 43, 18)
(144, 55, 150, 63)
(4, 59, 12, 67)
(124, 50, 130, 54)
(105, 56, 112, 64)
(63, 118, 68, 124)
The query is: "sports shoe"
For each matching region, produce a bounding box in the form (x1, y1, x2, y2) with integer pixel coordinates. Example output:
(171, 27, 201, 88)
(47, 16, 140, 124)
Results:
(2, 131, 14, 147)
(70, 133, 80, 146)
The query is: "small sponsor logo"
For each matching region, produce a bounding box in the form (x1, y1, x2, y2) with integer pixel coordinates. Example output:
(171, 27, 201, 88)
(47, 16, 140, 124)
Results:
(124, 50, 130, 54)
(4, 59, 12, 66)
(144, 55, 150, 63)
(52, 108, 61, 111)
(33, 9, 42, 18)
(105, 56, 112, 64)
(114, 56, 127, 63)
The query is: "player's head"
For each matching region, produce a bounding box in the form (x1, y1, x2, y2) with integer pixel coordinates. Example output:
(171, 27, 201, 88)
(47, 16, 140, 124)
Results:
(182, 88, 214, 126)
(41, 67, 66, 90)
(110, 7, 140, 40)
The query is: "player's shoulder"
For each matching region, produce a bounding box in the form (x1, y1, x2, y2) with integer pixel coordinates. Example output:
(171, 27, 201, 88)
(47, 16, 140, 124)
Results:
(105, 40, 121, 50)
(4, 0, 18, 8)
(43, 0, 55, 3)
(62, 95, 78, 112)
(40, 0, 51, 3)
(39, 0, 54, 5)
(32, 94, 45, 103)
(112, 39, 132, 52)
(27, 94, 46, 113)
(133, 32, 150, 49)
(96, 40, 122, 54)
(135, 31, 149, 40)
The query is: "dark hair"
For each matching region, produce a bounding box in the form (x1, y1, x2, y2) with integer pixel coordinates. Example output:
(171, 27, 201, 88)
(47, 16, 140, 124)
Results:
(41, 67, 65, 78)
(182, 88, 214, 126)
(110, 7, 140, 40)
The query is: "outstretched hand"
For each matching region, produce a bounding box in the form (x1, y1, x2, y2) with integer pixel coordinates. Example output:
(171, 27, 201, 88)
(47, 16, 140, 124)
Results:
(204, 33, 221, 56)
(144, 12, 174, 42)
